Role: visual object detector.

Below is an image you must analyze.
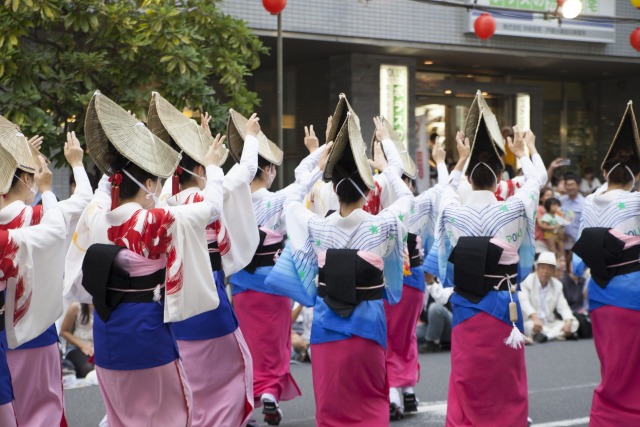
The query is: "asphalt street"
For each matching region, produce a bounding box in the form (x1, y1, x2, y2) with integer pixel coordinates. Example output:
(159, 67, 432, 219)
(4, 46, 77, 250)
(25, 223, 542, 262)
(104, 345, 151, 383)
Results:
(65, 338, 599, 426)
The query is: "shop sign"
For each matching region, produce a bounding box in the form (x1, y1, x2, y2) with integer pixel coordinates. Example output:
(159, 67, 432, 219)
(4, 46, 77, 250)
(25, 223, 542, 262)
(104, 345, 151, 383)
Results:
(467, 0, 616, 43)
(380, 65, 409, 148)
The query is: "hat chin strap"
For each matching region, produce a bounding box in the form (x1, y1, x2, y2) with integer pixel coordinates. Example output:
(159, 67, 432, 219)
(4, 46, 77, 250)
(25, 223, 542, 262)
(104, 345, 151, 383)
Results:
(469, 162, 498, 188)
(606, 163, 636, 188)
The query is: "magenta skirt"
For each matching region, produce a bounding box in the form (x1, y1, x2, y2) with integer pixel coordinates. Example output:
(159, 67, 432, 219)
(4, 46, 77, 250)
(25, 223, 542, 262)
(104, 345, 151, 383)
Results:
(384, 285, 423, 388)
(96, 359, 192, 427)
(177, 328, 254, 427)
(6, 343, 66, 427)
(312, 336, 389, 427)
(590, 305, 640, 427)
(446, 312, 528, 427)
(233, 290, 300, 404)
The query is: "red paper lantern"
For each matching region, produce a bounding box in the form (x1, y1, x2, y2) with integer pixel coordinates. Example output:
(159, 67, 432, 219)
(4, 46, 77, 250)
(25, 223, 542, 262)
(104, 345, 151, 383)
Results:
(474, 13, 496, 40)
(262, 0, 286, 15)
(631, 28, 640, 52)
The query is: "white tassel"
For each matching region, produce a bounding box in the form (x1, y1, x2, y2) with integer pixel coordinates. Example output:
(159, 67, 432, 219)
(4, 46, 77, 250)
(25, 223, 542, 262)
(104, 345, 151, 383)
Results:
(153, 284, 162, 303)
(504, 324, 526, 349)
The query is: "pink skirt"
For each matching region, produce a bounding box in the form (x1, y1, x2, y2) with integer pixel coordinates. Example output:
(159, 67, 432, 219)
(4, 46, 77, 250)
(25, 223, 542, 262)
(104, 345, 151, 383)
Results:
(6, 343, 65, 427)
(446, 313, 528, 427)
(312, 336, 389, 427)
(0, 402, 17, 427)
(590, 306, 640, 427)
(384, 285, 423, 387)
(234, 290, 301, 404)
(96, 359, 192, 427)
(177, 328, 254, 427)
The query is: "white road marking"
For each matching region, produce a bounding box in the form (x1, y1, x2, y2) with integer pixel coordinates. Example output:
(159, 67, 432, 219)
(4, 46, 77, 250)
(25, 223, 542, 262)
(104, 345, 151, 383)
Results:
(529, 383, 598, 395)
(532, 417, 590, 427)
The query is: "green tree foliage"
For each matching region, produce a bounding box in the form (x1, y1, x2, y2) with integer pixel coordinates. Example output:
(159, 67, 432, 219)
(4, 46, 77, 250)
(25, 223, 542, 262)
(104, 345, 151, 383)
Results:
(0, 0, 267, 165)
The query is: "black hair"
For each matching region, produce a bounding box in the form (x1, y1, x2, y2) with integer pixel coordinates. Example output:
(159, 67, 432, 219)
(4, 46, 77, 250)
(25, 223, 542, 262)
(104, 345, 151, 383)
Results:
(177, 153, 202, 186)
(603, 148, 640, 186)
(429, 133, 439, 143)
(105, 149, 157, 200)
(582, 166, 595, 175)
(331, 164, 370, 204)
(79, 303, 91, 325)
(563, 172, 581, 185)
(10, 170, 34, 191)
(254, 156, 274, 182)
(544, 197, 560, 213)
(539, 187, 553, 205)
(467, 152, 503, 191)
(504, 164, 515, 180)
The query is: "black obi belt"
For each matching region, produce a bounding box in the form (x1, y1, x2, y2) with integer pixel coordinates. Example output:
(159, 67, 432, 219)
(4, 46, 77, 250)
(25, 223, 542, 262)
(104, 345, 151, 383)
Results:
(208, 241, 222, 272)
(82, 244, 166, 322)
(318, 249, 384, 318)
(244, 229, 283, 274)
(448, 236, 518, 304)
(407, 233, 422, 268)
(573, 228, 640, 289)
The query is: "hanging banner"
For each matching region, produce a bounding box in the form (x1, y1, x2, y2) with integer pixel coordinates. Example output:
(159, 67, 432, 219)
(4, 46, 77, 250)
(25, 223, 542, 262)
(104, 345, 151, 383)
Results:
(415, 114, 431, 193)
(467, 0, 615, 43)
(380, 65, 409, 148)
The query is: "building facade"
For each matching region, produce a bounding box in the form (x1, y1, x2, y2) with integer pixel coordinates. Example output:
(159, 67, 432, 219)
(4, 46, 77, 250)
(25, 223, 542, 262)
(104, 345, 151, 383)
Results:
(222, 0, 640, 189)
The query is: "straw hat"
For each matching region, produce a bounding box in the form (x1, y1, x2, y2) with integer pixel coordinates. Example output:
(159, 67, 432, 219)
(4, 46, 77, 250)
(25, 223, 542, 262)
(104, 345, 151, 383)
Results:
(85, 91, 180, 178)
(323, 109, 375, 190)
(326, 93, 357, 145)
(601, 100, 640, 171)
(147, 92, 228, 167)
(0, 145, 19, 194)
(464, 90, 505, 170)
(227, 109, 282, 166)
(0, 115, 40, 173)
(370, 117, 417, 179)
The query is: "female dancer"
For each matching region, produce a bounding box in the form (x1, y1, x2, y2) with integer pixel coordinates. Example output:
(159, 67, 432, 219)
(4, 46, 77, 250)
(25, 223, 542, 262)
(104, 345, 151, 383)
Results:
(228, 110, 324, 425)
(0, 153, 66, 426)
(436, 97, 546, 425)
(572, 101, 640, 427)
(0, 118, 91, 426)
(64, 91, 226, 426)
(149, 91, 258, 427)
(273, 114, 413, 426)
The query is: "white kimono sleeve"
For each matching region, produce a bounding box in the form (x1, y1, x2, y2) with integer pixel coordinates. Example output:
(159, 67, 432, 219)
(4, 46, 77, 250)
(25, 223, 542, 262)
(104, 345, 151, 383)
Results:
(3, 191, 66, 348)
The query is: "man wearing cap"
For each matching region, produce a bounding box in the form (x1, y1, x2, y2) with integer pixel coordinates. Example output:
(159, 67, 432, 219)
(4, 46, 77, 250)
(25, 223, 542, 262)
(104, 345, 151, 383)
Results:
(519, 252, 579, 342)
(572, 100, 640, 426)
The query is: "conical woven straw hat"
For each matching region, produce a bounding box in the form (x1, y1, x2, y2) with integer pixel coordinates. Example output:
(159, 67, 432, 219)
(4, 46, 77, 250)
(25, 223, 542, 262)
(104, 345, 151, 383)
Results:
(0, 144, 18, 194)
(601, 100, 640, 170)
(464, 90, 505, 170)
(326, 93, 356, 145)
(85, 91, 180, 178)
(370, 117, 417, 179)
(324, 110, 375, 190)
(147, 92, 228, 167)
(227, 109, 282, 166)
(0, 115, 40, 173)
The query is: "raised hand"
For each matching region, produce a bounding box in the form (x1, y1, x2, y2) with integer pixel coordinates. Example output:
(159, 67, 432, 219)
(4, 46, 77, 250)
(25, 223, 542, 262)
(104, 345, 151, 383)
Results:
(373, 116, 390, 142)
(28, 135, 44, 152)
(201, 112, 212, 137)
(319, 141, 334, 172)
(205, 133, 227, 166)
(325, 116, 332, 143)
(456, 131, 470, 160)
(523, 129, 537, 156)
(432, 140, 446, 164)
(34, 155, 52, 193)
(304, 125, 319, 154)
(368, 140, 388, 172)
(508, 126, 526, 159)
(245, 113, 260, 138)
(64, 132, 84, 168)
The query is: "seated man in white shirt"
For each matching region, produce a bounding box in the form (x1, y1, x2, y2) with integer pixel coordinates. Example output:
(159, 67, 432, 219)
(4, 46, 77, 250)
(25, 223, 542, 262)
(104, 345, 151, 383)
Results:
(519, 251, 580, 343)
